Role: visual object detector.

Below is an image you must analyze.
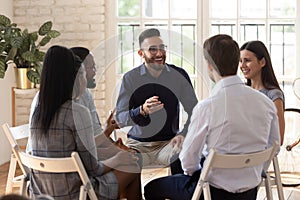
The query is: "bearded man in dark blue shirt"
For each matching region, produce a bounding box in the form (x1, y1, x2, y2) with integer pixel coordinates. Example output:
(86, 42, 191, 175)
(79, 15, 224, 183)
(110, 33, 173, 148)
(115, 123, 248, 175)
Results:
(116, 28, 198, 174)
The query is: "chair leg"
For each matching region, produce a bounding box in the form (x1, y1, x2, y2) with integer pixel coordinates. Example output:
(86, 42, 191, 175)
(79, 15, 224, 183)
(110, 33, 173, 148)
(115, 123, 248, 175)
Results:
(203, 183, 211, 200)
(264, 172, 274, 200)
(5, 154, 17, 194)
(19, 175, 27, 196)
(191, 182, 204, 200)
(273, 157, 284, 200)
(79, 185, 87, 200)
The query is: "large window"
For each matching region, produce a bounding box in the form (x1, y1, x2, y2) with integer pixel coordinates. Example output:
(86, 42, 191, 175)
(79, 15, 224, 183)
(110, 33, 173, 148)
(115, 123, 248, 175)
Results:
(107, 0, 298, 107)
(116, 0, 199, 90)
(209, 0, 297, 107)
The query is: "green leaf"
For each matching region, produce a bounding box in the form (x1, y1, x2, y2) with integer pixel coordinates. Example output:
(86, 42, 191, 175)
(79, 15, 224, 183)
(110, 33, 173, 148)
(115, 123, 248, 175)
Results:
(29, 32, 38, 42)
(47, 30, 60, 38)
(0, 44, 6, 55)
(33, 61, 42, 72)
(1, 41, 11, 54)
(39, 36, 51, 46)
(27, 69, 40, 84)
(34, 50, 45, 61)
(21, 51, 36, 62)
(4, 27, 12, 40)
(6, 47, 17, 61)
(11, 27, 21, 36)
(22, 29, 29, 38)
(20, 36, 30, 53)
(38, 21, 52, 36)
(0, 15, 11, 26)
(11, 36, 23, 48)
(0, 25, 6, 32)
(0, 59, 6, 78)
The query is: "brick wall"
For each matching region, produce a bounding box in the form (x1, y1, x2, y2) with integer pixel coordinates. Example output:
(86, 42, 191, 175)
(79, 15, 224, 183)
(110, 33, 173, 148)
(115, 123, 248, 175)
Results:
(12, 0, 107, 123)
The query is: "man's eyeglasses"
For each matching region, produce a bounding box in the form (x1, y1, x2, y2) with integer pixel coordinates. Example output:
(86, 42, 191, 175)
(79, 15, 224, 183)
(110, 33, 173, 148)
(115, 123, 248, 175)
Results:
(143, 44, 167, 55)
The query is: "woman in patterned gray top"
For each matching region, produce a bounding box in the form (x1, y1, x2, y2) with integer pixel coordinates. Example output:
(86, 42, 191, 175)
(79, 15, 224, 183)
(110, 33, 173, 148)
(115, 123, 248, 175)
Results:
(30, 45, 142, 200)
(240, 40, 285, 145)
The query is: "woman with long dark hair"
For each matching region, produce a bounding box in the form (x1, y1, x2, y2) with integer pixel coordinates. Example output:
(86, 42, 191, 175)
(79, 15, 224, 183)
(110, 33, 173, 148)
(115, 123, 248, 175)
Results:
(30, 45, 142, 200)
(240, 40, 285, 144)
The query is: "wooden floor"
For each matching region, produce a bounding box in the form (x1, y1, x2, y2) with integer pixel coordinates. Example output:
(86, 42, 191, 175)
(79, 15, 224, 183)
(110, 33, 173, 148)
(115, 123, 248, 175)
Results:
(0, 162, 9, 195)
(2, 161, 300, 200)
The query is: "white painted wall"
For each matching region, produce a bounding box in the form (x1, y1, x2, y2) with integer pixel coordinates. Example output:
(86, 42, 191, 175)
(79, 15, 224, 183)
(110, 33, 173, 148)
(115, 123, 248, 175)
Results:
(0, 1, 15, 165)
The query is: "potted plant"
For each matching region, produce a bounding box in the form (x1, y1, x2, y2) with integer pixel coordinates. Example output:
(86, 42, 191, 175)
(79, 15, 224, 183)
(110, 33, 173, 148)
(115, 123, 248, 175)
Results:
(0, 14, 60, 88)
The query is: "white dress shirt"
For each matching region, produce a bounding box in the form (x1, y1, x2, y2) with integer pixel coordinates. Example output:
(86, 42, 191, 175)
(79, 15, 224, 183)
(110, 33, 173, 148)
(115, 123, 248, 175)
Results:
(180, 75, 280, 193)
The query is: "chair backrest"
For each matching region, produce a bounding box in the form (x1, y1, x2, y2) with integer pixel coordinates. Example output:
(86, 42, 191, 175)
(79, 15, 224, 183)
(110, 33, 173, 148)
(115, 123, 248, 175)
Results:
(2, 123, 26, 148)
(16, 149, 97, 200)
(2, 123, 30, 195)
(17, 150, 78, 173)
(192, 143, 279, 200)
(9, 124, 29, 147)
(2, 123, 97, 200)
(2, 123, 28, 175)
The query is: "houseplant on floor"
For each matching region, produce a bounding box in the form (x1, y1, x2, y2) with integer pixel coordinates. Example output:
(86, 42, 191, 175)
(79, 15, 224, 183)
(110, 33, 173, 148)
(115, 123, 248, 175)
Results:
(0, 14, 60, 88)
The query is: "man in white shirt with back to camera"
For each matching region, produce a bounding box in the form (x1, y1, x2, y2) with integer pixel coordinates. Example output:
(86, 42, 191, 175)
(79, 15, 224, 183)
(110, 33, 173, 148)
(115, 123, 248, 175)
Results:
(144, 34, 280, 200)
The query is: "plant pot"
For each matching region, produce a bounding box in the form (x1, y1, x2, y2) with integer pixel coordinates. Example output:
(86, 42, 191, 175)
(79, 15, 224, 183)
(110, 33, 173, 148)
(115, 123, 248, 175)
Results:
(15, 68, 34, 89)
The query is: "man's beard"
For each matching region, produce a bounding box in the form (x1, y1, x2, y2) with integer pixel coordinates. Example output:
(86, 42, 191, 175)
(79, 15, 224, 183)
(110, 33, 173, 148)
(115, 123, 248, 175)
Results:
(87, 78, 96, 89)
(148, 63, 165, 71)
(144, 55, 166, 71)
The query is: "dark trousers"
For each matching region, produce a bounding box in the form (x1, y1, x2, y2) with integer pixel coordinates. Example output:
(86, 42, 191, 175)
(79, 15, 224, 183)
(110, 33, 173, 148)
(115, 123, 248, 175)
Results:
(170, 154, 206, 175)
(209, 186, 258, 200)
(144, 170, 258, 200)
(170, 153, 184, 174)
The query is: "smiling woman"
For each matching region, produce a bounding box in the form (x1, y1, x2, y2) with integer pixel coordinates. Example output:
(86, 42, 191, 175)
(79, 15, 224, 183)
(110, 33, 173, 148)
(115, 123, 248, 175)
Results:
(240, 40, 285, 146)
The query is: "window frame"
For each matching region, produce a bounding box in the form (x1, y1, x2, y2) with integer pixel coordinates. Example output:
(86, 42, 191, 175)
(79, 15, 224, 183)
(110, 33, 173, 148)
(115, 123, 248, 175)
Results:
(105, 0, 300, 114)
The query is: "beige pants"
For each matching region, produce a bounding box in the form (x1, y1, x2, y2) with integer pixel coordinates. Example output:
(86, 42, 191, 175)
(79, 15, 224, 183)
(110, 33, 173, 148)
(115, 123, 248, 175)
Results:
(126, 138, 180, 167)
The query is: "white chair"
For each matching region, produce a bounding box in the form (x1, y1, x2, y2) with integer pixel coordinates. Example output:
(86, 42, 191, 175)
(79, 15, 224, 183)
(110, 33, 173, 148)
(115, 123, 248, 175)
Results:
(261, 156, 284, 200)
(2, 123, 98, 200)
(191, 143, 279, 200)
(17, 150, 98, 200)
(2, 123, 29, 195)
